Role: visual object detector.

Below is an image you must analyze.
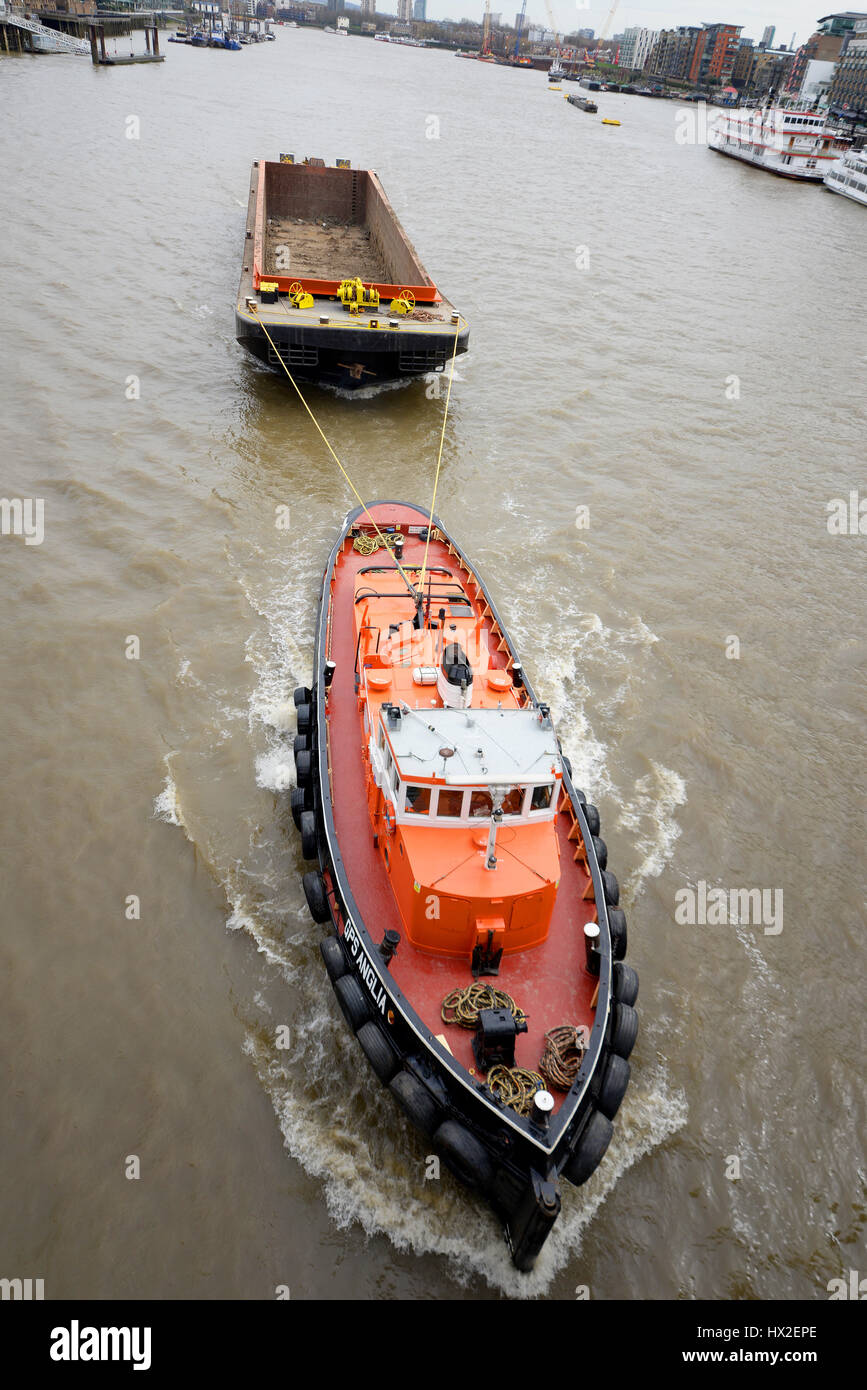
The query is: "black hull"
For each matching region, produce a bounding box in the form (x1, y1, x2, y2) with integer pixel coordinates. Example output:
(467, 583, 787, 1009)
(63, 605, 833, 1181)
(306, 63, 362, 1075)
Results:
(236, 315, 469, 393)
(292, 503, 637, 1269)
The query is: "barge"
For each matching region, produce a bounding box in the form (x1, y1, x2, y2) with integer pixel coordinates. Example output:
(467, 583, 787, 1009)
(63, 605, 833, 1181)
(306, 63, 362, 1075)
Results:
(567, 94, 598, 114)
(236, 160, 469, 392)
(290, 501, 638, 1269)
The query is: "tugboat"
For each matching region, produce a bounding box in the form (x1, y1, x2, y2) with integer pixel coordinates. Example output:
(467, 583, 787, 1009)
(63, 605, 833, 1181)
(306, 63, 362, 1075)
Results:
(290, 501, 638, 1270)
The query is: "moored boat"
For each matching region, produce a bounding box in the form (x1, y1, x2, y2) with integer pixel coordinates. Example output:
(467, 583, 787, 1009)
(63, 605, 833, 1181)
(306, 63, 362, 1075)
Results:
(236, 159, 469, 393)
(567, 94, 598, 114)
(708, 106, 850, 181)
(290, 501, 637, 1269)
(823, 145, 867, 205)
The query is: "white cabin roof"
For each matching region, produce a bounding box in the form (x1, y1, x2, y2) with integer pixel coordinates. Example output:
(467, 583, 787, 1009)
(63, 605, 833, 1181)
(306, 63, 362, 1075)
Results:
(383, 705, 560, 786)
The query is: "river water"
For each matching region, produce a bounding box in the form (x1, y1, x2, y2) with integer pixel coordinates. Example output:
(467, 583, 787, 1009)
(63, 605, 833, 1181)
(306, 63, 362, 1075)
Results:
(1, 31, 865, 1302)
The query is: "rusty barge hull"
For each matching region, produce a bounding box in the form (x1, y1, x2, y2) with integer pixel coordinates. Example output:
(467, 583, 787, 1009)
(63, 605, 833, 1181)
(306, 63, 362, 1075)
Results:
(235, 161, 469, 392)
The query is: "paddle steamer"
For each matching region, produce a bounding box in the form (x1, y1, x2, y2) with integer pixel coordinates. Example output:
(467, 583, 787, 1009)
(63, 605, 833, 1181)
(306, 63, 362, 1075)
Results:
(708, 106, 850, 180)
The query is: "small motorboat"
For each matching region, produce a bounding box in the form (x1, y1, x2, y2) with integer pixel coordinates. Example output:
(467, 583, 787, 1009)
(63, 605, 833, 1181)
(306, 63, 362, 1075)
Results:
(290, 501, 638, 1270)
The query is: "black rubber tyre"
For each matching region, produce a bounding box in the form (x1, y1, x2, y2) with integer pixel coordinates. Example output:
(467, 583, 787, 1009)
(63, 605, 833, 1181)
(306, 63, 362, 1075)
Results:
(357, 1022, 399, 1083)
(433, 1120, 494, 1195)
(295, 702, 311, 734)
(334, 974, 369, 1031)
(303, 871, 330, 924)
(290, 786, 309, 830)
(601, 870, 620, 906)
(319, 936, 345, 981)
(293, 734, 309, 760)
(295, 750, 313, 785)
(598, 1054, 631, 1120)
(613, 961, 639, 1007)
(608, 907, 628, 961)
(592, 835, 608, 870)
(299, 811, 318, 861)
(389, 1070, 441, 1137)
(563, 1109, 613, 1186)
(293, 686, 311, 707)
(583, 803, 601, 836)
(611, 1002, 639, 1060)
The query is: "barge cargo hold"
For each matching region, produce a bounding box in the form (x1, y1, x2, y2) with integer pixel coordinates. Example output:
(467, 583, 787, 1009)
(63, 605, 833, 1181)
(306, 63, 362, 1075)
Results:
(236, 160, 469, 393)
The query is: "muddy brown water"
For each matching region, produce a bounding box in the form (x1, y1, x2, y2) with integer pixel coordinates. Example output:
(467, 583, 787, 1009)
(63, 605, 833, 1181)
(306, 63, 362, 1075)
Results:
(1, 31, 865, 1301)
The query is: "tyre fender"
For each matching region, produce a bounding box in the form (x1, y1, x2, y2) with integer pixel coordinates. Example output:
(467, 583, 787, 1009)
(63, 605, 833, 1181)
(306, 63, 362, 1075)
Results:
(563, 1109, 613, 1186)
(357, 1021, 399, 1083)
(319, 935, 346, 980)
(333, 974, 369, 1031)
(610, 1002, 638, 1060)
(597, 1052, 630, 1120)
(433, 1120, 494, 1195)
(303, 871, 330, 924)
(389, 1070, 442, 1137)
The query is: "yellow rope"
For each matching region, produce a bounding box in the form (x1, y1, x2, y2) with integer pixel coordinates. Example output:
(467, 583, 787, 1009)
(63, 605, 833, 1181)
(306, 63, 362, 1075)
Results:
(441, 983, 527, 1030)
(487, 1065, 546, 1116)
(418, 318, 462, 602)
(249, 304, 418, 596)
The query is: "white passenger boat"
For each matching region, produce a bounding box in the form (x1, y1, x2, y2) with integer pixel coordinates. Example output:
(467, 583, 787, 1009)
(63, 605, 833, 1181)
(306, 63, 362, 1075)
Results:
(708, 106, 850, 182)
(823, 146, 867, 205)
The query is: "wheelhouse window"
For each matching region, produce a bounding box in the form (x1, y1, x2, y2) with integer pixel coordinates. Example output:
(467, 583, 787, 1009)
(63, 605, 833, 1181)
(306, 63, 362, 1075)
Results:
(469, 790, 493, 818)
(530, 784, 554, 811)
(437, 789, 464, 817)
(383, 746, 397, 793)
(501, 786, 524, 816)
(405, 785, 432, 815)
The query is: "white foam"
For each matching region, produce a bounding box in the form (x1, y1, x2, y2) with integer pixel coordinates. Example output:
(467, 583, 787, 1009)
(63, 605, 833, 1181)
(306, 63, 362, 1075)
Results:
(245, 1017, 687, 1296)
(255, 747, 296, 792)
(618, 762, 688, 905)
(153, 764, 184, 828)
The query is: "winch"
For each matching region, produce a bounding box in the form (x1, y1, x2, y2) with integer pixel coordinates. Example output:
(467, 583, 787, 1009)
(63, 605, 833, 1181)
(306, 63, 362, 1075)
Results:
(472, 1006, 528, 1071)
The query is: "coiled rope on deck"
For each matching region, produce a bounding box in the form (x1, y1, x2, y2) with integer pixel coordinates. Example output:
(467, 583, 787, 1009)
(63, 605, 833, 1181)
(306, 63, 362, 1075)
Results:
(487, 1065, 546, 1116)
(441, 983, 527, 1030)
(538, 1025, 586, 1092)
(352, 530, 401, 556)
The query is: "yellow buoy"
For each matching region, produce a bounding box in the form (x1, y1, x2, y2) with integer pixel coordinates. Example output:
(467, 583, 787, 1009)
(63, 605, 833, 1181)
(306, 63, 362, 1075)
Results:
(601, 118, 621, 126)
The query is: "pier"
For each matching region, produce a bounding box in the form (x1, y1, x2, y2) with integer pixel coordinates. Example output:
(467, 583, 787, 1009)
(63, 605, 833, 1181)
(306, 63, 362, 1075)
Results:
(88, 17, 162, 64)
(0, 5, 170, 61)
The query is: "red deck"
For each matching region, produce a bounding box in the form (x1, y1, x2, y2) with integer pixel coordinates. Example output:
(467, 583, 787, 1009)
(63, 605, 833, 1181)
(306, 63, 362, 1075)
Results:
(326, 506, 600, 1112)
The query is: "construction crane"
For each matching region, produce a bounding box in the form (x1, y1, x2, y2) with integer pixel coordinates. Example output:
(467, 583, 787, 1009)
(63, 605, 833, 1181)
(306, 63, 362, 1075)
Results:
(482, 0, 491, 55)
(543, 0, 561, 52)
(513, 0, 527, 60)
(587, 0, 621, 66)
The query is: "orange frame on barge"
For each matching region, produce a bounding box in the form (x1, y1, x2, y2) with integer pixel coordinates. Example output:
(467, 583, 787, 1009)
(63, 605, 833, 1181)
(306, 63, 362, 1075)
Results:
(292, 502, 639, 1270)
